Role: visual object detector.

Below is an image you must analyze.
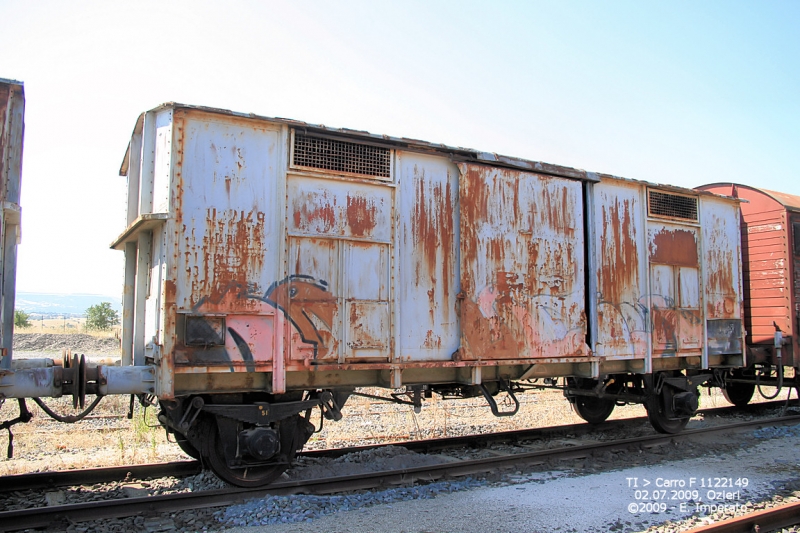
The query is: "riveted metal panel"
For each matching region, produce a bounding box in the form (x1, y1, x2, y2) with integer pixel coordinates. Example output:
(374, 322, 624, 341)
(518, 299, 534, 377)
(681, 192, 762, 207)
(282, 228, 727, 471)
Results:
(700, 196, 743, 355)
(285, 167, 394, 365)
(647, 221, 702, 356)
(457, 163, 588, 360)
(395, 152, 460, 362)
(593, 181, 648, 358)
(169, 111, 284, 379)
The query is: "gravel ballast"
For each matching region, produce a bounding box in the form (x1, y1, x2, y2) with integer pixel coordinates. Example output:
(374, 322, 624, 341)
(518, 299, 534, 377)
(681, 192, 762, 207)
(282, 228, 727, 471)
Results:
(223, 423, 800, 533)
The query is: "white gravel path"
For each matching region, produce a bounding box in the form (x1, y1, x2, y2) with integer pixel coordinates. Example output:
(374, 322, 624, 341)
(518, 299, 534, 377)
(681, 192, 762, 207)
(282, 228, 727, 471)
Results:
(223, 424, 800, 533)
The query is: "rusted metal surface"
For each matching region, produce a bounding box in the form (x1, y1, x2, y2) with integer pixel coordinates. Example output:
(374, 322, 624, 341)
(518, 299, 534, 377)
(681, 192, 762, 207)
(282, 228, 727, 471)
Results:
(114, 102, 752, 399)
(286, 172, 393, 364)
(396, 152, 460, 362)
(457, 163, 588, 360)
(701, 197, 743, 356)
(0, 79, 23, 370)
(593, 182, 647, 358)
(793, 215, 800, 349)
(648, 223, 702, 355)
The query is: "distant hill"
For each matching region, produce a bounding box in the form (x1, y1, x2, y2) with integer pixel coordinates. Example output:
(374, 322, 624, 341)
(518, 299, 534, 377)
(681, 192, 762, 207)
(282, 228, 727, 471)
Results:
(15, 292, 122, 317)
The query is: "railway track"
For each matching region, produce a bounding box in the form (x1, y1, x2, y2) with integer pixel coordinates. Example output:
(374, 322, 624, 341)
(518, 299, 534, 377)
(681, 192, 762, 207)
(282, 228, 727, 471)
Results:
(1, 413, 799, 532)
(685, 500, 800, 532)
(2, 399, 794, 494)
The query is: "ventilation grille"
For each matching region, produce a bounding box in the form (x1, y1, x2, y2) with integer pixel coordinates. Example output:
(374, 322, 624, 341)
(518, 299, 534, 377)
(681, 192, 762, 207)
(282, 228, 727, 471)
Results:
(648, 190, 698, 221)
(293, 133, 391, 178)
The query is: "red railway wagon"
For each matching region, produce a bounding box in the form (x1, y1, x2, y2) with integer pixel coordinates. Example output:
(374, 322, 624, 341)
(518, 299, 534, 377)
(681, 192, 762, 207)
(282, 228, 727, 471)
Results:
(697, 183, 800, 405)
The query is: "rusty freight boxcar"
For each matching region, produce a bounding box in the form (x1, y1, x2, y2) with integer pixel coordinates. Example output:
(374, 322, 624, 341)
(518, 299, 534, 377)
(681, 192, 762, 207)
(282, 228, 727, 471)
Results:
(697, 183, 800, 406)
(0, 97, 748, 487)
(105, 103, 745, 485)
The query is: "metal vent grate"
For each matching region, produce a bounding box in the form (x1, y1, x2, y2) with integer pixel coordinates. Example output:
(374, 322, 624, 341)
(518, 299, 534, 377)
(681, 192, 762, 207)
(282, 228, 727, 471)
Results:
(293, 133, 391, 178)
(648, 190, 698, 221)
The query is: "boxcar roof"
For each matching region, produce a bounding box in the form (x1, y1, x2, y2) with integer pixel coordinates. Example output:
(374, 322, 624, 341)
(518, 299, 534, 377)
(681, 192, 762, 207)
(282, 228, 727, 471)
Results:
(701, 182, 800, 213)
(118, 102, 734, 203)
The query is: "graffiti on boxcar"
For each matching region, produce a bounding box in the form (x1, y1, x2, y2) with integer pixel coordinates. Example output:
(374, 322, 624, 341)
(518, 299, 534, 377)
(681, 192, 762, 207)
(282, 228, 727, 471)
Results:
(180, 275, 336, 369)
(596, 293, 703, 357)
(459, 279, 589, 360)
(263, 275, 336, 358)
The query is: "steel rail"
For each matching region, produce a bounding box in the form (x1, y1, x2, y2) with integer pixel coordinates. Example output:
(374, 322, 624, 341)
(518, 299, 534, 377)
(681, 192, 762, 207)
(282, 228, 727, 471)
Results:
(1, 414, 799, 532)
(684, 500, 800, 532)
(1, 398, 795, 493)
(0, 461, 202, 493)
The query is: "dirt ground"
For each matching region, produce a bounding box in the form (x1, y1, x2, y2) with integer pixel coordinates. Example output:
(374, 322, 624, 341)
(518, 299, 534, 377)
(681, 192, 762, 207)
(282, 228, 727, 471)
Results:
(12, 332, 120, 355)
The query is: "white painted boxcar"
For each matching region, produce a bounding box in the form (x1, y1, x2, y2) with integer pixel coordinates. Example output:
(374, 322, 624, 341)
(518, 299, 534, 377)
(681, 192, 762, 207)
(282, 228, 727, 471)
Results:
(108, 102, 744, 484)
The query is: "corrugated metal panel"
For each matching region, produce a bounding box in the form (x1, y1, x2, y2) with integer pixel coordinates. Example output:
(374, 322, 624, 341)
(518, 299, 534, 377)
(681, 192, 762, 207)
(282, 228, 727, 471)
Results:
(457, 163, 588, 360)
(792, 215, 800, 344)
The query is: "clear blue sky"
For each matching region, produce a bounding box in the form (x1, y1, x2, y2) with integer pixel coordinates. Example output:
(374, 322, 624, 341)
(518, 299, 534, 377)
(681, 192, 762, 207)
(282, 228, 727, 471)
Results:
(1, 0, 798, 296)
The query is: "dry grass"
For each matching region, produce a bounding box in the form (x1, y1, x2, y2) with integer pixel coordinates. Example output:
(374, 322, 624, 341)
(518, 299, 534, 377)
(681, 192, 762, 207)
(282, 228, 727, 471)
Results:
(0, 395, 180, 476)
(17, 318, 118, 337)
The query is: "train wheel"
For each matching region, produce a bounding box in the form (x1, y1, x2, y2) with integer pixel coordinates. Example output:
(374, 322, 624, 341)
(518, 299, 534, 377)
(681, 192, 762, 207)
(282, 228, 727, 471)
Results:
(203, 420, 288, 487)
(722, 371, 755, 407)
(644, 392, 689, 434)
(572, 396, 615, 424)
(202, 413, 314, 488)
(174, 432, 200, 460)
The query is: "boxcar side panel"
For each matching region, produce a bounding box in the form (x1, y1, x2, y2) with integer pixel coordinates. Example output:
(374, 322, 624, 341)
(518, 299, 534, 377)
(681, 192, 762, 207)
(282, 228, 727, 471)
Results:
(285, 173, 394, 364)
(592, 180, 648, 359)
(792, 213, 800, 346)
(172, 112, 283, 372)
(395, 151, 460, 362)
(457, 163, 588, 360)
(647, 221, 702, 356)
(700, 197, 743, 355)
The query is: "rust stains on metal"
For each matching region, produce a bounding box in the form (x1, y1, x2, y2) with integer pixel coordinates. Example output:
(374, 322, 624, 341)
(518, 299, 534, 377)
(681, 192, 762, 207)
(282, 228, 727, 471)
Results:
(457, 164, 588, 360)
(346, 302, 388, 350)
(649, 228, 698, 266)
(599, 198, 639, 304)
(422, 330, 442, 349)
(345, 194, 378, 238)
(494, 271, 523, 306)
(292, 190, 336, 234)
(188, 208, 266, 312)
(457, 165, 489, 298)
(411, 167, 455, 313)
(704, 212, 737, 319)
(651, 307, 678, 351)
(290, 183, 389, 240)
(458, 298, 521, 361)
